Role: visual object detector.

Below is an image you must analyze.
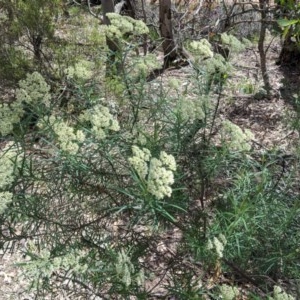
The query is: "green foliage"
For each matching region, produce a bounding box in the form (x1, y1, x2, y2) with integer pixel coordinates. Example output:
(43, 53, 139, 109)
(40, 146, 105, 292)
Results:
(0, 0, 64, 82)
(276, 0, 300, 42)
(0, 47, 30, 83)
(288, 93, 300, 134)
(214, 153, 300, 279)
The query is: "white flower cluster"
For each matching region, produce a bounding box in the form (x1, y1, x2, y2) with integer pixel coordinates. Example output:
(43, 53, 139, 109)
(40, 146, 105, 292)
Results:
(16, 72, 51, 107)
(115, 249, 145, 287)
(79, 21, 106, 45)
(115, 249, 135, 287)
(205, 53, 231, 75)
(219, 284, 239, 300)
(129, 146, 176, 199)
(80, 104, 120, 140)
(1, 72, 51, 136)
(221, 33, 245, 53)
(187, 39, 231, 75)
(222, 120, 254, 151)
(0, 191, 13, 214)
(168, 78, 180, 90)
(66, 60, 94, 81)
(133, 129, 147, 146)
(0, 142, 22, 213)
(39, 116, 85, 155)
(270, 286, 295, 300)
(106, 13, 149, 40)
(128, 146, 151, 179)
(176, 96, 207, 122)
(189, 39, 214, 59)
(207, 234, 227, 258)
(242, 37, 252, 48)
(0, 100, 24, 136)
(130, 53, 161, 77)
(0, 143, 21, 190)
(20, 243, 89, 289)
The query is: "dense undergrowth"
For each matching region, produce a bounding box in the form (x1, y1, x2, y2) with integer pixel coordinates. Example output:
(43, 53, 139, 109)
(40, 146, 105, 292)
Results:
(0, 1, 300, 299)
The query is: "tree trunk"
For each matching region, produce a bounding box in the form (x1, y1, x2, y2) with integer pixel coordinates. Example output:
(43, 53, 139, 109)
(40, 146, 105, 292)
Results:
(124, 0, 136, 19)
(102, 0, 116, 33)
(102, 0, 121, 76)
(258, 0, 271, 97)
(275, 0, 300, 66)
(159, 0, 177, 67)
(279, 33, 300, 66)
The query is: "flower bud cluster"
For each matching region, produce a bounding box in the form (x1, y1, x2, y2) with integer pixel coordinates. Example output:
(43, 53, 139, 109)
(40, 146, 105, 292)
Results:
(0, 142, 21, 190)
(188, 39, 231, 75)
(221, 33, 245, 53)
(176, 95, 207, 122)
(129, 146, 176, 199)
(79, 104, 120, 140)
(222, 120, 254, 151)
(0, 72, 51, 137)
(16, 71, 51, 107)
(0, 101, 24, 136)
(205, 53, 231, 75)
(65, 60, 94, 81)
(129, 53, 160, 77)
(207, 234, 227, 258)
(106, 13, 149, 40)
(128, 146, 151, 179)
(189, 39, 214, 59)
(39, 116, 85, 155)
(219, 284, 239, 300)
(115, 249, 135, 287)
(0, 142, 22, 212)
(21, 243, 89, 288)
(271, 286, 295, 300)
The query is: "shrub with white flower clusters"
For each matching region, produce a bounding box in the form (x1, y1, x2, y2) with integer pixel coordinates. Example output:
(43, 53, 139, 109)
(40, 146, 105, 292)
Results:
(222, 120, 254, 151)
(0, 142, 22, 213)
(79, 104, 120, 140)
(129, 146, 176, 200)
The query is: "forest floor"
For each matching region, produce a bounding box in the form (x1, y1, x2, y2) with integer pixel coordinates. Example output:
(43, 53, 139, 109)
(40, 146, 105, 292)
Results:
(1, 33, 300, 299)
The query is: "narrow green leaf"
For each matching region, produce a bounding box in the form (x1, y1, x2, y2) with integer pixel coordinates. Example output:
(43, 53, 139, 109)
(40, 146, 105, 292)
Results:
(277, 18, 298, 27)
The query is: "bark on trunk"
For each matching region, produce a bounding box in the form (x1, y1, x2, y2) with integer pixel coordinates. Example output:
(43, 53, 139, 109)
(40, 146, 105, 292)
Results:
(102, 0, 121, 76)
(279, 33, 300, 66)
(276, 0, 300, 66)
(159, 0, 177, 67)
(258, 0, 271, 96)
(124, 0, 136, 19)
